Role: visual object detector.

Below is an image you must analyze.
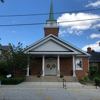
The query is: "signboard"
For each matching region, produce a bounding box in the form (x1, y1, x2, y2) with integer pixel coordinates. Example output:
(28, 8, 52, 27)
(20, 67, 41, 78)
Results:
(6, 74, 12, 78)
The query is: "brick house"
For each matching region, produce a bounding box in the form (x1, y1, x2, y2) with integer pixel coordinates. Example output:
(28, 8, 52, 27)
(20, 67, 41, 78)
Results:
(87, 47, 100, 75)
(0, 43, 12, 58)
(23, 2, 90, 79)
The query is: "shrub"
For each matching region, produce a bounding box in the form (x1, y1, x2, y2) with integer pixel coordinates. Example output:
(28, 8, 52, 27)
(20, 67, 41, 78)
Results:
(0, 76, 25, 85)
(60, 74, 64, 78)
(87, 67, 99, 80)
(79, 77, 91, 84)
(37, 74, 41, 78)
(94, 77, 100, 87)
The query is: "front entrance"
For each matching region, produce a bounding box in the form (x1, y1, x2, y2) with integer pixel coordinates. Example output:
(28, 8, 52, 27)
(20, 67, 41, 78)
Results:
(45, 59, 57, 75)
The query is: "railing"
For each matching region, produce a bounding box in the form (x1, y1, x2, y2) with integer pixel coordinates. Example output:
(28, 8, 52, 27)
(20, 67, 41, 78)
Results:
(63, 79, 66, 89)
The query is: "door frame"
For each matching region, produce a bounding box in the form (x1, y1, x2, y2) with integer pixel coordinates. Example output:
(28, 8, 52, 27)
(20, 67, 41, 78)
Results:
(45, 59, 57, 76)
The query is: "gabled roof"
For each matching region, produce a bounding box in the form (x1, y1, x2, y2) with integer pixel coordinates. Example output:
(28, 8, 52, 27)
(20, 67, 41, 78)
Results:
(0, 45, 10, 51)
(24, 34, 90, 56)
(88, 52, 100, 62)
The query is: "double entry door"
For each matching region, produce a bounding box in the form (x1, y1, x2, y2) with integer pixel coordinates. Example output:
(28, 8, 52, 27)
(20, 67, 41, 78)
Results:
(45, 59, 57, 75)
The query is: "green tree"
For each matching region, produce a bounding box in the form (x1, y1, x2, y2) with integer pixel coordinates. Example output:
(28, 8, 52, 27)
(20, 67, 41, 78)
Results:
(87, 67, 99, 80)
(0, 42, 29, 77)
(0, 0, 4, 3)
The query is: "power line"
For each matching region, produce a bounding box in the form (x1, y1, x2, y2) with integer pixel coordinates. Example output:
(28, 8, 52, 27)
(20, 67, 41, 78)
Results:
(0, 17, 100, 27)
(0, 8, 100, 17)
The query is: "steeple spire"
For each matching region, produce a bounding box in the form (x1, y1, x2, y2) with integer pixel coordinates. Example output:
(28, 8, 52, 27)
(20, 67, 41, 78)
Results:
(49, 1, 54, 20)
(44, 1, 59, 37)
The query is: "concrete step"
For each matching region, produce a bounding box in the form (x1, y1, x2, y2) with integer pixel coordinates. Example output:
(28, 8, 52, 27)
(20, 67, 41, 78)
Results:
(58, 76, 78, 82)
(25, 76, 78, 82)
(42, 76, 59, 82)
(25, 76, 42, 82)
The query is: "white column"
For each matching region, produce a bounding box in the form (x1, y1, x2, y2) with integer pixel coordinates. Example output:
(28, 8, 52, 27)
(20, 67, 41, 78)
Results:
(73, 55, 76, 76)
(42, 55, 45, 76)
(57, 55, 60, 76)
(26, 64, 29, 76)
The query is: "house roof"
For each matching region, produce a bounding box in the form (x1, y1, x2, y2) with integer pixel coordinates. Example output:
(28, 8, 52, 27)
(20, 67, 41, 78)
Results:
(23, 34, 90, 57)
(88, 52, 100, 62)
(0, 45, 10, 51)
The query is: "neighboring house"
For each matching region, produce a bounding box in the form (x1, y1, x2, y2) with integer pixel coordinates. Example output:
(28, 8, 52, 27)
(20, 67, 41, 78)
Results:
(23, 2, 90, 79)
(0, 43, 12, 60)
(87, 47, 100, 75)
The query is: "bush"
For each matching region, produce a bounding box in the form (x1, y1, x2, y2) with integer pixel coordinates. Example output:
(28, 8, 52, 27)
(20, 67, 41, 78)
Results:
(60, 74, 64, 78)
(94, 77, 100, 87)
(79, 77, 90, 84)
(87, 67, 99, 80)
(0, 76, 25, 85)
(37, 74, 41, 78)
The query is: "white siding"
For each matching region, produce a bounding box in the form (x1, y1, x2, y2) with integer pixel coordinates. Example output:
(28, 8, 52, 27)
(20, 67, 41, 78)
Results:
(32, 40, 69, 51)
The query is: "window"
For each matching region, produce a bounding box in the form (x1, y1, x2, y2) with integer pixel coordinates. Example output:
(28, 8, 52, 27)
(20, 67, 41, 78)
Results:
(92, 63, 98, 68)
(76, 58, 83, 70)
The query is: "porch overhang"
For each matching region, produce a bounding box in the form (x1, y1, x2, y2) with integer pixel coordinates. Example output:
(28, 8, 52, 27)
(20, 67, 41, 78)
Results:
(28, 51, 78, 55)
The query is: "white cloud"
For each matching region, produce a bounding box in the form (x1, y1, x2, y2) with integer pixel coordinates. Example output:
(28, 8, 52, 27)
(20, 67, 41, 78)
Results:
(90, 33, 100, 38)
(85, 0, 100, 7)
(82, 41, 100, 51)
(57, 13, 100, 35)
(6, 30, 16, 33)
(92, 23, 100, 28)
(12, 31, 16, 33)
(59, 30, 67, 36)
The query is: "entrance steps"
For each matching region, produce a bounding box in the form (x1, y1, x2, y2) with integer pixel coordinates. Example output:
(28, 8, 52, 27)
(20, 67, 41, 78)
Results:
(42, 76, 59, 82)
(59, 76, 78, 82)
(25, 76, 78, 82)
(25, 76, 42, 82)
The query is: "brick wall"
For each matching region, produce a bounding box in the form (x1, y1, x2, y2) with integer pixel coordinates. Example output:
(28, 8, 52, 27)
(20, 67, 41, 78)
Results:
(60, 57, 73, 75)
(76, 58, 89, 79)
(30, 57, 42, 75)
(44, 28, 59, 37)
(14, 70, 26, 77)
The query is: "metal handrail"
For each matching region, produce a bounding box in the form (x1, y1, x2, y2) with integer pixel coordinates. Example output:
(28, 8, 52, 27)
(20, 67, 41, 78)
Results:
(63, 79, 66, 89)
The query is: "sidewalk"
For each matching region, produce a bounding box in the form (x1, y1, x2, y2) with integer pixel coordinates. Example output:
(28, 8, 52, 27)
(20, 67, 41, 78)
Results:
(1, 82, 99, 90)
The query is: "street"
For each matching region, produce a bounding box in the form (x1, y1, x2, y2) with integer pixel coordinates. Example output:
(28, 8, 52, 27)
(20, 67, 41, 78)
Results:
(1, 88, 100, 100)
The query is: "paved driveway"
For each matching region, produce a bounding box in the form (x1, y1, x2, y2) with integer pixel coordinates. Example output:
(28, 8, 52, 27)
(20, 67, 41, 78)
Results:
(1, 82, 100, 100)
(1, 88, 100, 100)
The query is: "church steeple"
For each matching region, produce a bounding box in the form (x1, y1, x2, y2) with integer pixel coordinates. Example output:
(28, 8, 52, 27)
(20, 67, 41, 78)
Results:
(44, 1, 59, 37)
(49, 1, 54, 20)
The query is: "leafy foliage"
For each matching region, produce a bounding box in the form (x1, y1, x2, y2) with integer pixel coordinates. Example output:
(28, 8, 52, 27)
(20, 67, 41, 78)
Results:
(0, 0, 4, 3)
(79, 77, 90, 84)
(0, 42, 29, 77)
(94, 77, 100, 87)
(0, 76, 25, 85)
(87, 67, 99, 80)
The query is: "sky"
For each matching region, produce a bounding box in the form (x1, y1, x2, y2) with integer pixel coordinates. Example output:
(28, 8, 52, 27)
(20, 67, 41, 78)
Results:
(0, 0, 100, 52)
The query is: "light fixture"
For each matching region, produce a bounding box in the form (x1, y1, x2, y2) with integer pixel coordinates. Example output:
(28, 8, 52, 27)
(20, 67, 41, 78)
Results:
(49, 56, 53, 60)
